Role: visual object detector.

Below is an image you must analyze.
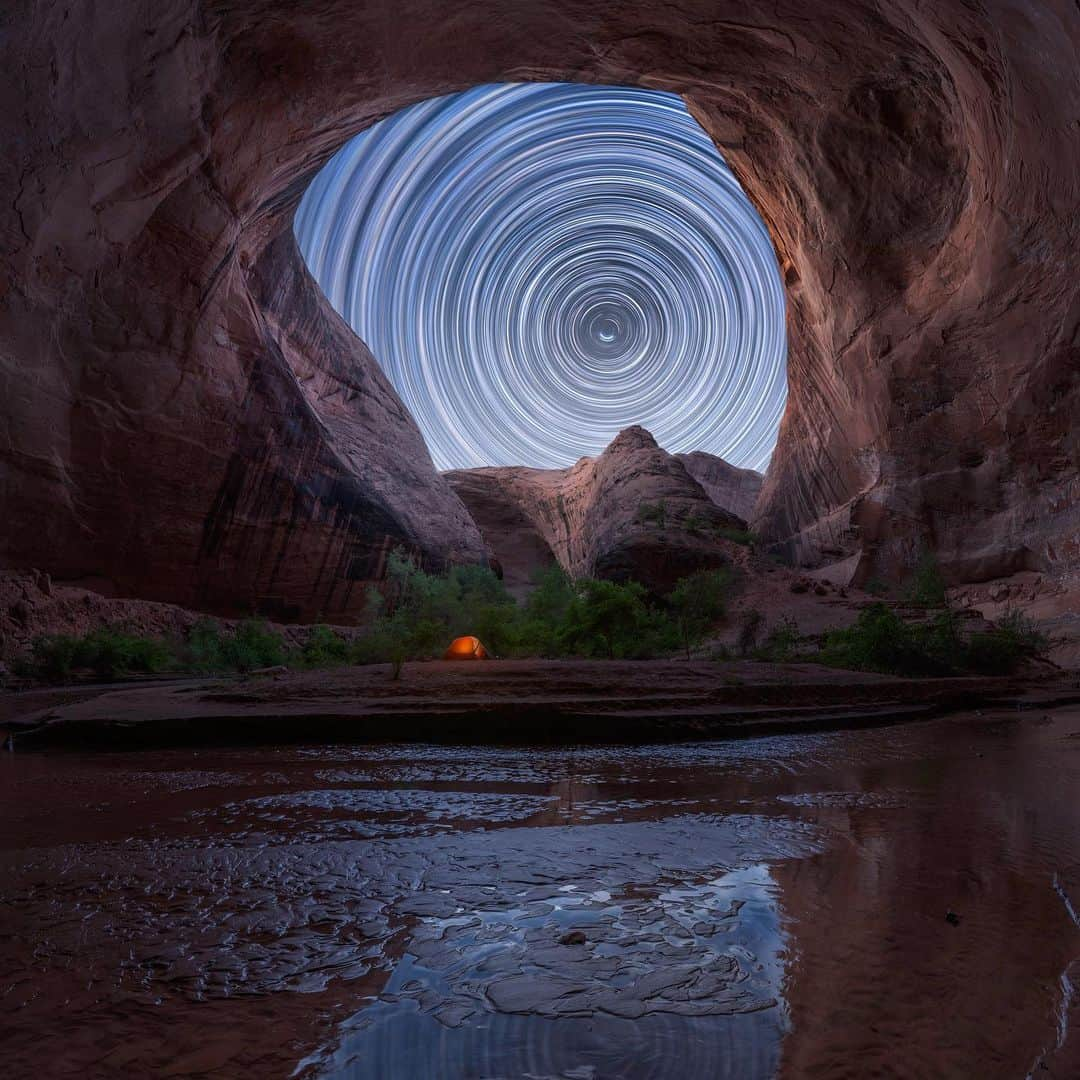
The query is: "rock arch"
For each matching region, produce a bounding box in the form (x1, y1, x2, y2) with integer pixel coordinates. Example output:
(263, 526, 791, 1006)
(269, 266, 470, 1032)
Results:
(1, 1, 1076, 617)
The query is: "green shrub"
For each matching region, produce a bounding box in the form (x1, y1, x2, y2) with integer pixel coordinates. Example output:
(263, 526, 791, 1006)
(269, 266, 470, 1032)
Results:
(681, 511, 707, 535)
(558, 579, 651, 658)
(25, 628, 171, 682)
(183, 617, 285, 673)
(225, 619, 285, 672)
(297, 625, 351, 668)
(25, 634, 81, 682)
(81, 628, 171, 679)
(349, 610, 412, 676)
(517, 565, 576, 656)
(183, 618, 228, 672)
(819, 603, 959, 677)
(864, 577, 890, 597)
(964, 609, 1048, 674)
(716, 526, 756, 547)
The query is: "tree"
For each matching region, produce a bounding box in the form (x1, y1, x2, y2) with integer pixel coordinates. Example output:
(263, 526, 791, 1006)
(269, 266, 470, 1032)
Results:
(904, 550, 948, 608)
(559, 579, 650, 658)
(518, 565, 575, 655)
(667, 568, 730, 659)
(736, 608, 764, 656)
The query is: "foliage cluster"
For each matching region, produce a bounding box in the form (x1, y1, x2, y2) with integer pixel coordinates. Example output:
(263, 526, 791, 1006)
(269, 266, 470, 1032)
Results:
(636, 499, 756, 548)
(904, 551, 949, 607)
(22, 628, 172, 682)
(715, 526, 757, 547)
(19, 618, 289, 683)
(17, 549, 1046, 685)
(357, 551, 732, 668)
(15, 552, 735, 683)
(817, 602, 1048, 677)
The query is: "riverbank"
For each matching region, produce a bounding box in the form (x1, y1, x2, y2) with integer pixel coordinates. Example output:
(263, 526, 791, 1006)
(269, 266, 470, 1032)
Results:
(4, 659, 1075, 749)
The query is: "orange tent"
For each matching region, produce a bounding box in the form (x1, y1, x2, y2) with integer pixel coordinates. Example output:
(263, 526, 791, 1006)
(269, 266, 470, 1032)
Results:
(443, 635, 490, 660)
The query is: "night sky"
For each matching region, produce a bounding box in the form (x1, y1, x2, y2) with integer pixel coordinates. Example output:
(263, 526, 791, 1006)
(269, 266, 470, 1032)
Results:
(295, 83, 787, 473)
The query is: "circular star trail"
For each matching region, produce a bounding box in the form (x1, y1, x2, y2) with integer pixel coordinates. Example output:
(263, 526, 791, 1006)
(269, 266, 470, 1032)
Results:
(295, 83, 787, 472)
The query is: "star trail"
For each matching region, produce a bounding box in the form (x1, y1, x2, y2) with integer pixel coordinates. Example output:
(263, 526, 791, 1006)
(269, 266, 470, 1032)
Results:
(295, 83, 787, 472)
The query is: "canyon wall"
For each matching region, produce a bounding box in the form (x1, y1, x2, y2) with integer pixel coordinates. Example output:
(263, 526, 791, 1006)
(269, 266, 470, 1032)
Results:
(1, 0, 1077, 618)
(676, 453, 764, 524)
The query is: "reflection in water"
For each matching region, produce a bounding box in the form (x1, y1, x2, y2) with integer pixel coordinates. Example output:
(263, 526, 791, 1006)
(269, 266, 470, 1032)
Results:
(1, 706, 1078, 1078)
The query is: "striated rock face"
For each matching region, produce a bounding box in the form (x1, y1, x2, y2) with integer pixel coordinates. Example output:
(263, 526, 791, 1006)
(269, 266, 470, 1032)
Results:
(447, 427, 746, 592)
(676, 453, 764, 523)
(1, 1, 1078, 615)
(440, 470, 558, 599)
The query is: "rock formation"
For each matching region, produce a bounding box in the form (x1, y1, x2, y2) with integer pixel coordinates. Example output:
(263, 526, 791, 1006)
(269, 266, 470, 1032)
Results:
(676, 453, 764, 523)
(440, 471, 559, 599)
(447, 427, 747, 592)
(1, 1, 1077, 617)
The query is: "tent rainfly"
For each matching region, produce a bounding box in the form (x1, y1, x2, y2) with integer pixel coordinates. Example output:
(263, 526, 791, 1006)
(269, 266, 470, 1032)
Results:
(443, 635, 490, 660)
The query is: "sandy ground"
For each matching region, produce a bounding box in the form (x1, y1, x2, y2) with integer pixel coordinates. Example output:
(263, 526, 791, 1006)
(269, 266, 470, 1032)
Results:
(3, 658, 1074, 749)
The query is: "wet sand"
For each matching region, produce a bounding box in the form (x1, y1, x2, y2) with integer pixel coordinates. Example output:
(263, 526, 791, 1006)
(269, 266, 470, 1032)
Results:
(2, 704, 1079, 1078)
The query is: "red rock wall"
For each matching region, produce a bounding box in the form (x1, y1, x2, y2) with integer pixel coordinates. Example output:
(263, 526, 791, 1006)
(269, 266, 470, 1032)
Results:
(1, 0, 1077, 616)
(676, 453, 764, 523)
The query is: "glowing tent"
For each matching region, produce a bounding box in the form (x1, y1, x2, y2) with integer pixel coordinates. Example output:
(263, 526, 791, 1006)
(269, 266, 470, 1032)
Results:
(443, 635, 490, 661)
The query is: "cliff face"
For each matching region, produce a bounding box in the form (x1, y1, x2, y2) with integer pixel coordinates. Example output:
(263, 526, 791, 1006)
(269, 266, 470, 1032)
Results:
(676, 453, 764, 524)
(446, 427, 747, 592)
(1, 0, 1077, 616)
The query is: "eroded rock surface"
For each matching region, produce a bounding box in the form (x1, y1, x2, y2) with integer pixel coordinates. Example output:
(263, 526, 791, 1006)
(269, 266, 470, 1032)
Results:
(1, 1, 1077, 614)
(447, 427, 747, 591)
(677, 452, 764, 523)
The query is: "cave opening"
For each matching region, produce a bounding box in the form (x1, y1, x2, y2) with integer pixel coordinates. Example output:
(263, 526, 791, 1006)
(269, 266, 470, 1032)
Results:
(293, 83, 788, 478)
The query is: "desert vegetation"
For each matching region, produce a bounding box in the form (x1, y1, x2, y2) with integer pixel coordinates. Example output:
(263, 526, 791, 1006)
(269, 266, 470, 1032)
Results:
(743, 555, 1048, 677)
(13, 551, 731, 683)
(11, 551, 1048, 684)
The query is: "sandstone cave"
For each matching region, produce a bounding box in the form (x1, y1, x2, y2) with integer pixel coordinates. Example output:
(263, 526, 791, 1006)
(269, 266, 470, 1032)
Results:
(1, 3, 1079, 1078)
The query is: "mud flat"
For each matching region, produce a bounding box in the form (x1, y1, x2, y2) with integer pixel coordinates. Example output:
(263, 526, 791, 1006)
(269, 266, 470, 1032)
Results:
(3, 659, 1072, 749)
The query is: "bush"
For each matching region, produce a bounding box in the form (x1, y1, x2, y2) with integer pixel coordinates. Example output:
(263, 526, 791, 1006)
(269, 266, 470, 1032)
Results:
(517, 565, 576, 656)
(224, 619, 285, 672)
(181, 617, 285, 673)
(636, 500, 667, 529)
(716, 526, 756, 547)
(183, 618, 228, 672)
(818, 603, 959, 677)
(965, 609, 1049, 674)
(297, 625, 350, 668)
(80, 628, 172, 679)
(23, 634, 81, 682)
(864, 577, 890, 597)
(558, 579, 652, 659)
(24, 628, 171, 682)
(680, 511, 706, 535)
